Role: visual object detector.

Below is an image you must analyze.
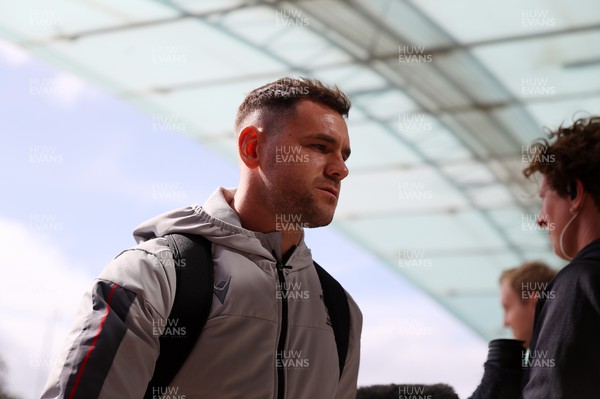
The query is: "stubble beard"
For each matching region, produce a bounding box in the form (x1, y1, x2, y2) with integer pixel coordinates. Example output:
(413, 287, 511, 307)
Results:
(267, 184, 336, 229)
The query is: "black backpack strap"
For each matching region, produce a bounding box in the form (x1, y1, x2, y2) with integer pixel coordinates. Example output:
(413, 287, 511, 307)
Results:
(144, 234, 213, 399)
(313, 261, 350, 379)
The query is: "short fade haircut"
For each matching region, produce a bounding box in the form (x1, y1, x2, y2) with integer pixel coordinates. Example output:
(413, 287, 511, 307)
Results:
(523, 116, 600, 210)
(500, 261, 556, 300)
(234, 77, 351, 133)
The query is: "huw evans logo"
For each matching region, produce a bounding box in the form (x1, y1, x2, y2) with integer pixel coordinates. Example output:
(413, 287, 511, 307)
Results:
(398, 45, 432, 64)
(521, 213, 555, 232)
(272, 77, 310, 96)
(152, 44, 188, 63)
(152, 181, 188, 201)
(151, 386, 186, 399)
(521, 77, 556, 96)
(521, 145, 555, 165)
(521, 9, 556, 28)
(398, 249, 432, 269)
(399, 182, 432, 200)
(29, 145, 63, 163)
(29, 77, 62, 96)
(522, 349, 555, 369)
(398, 385, 432, 399)
(275, 214, 310, 231)
(275, 350, 310, 369)
(29, 351, 59, 369)
(29, 214, 63, 232)
(276, 281, 310, 300)
(152, 113, 187, 132)
(29, 8, 63, 27)
(275, 145, 309, 164)
(152, 318, 186, 337)
(155, 249, 188, 269)
(397, 319, 434, 336)
(521, 282, 555, 301)
(275, 9, 310, 27)
(398, 113, 433, 133)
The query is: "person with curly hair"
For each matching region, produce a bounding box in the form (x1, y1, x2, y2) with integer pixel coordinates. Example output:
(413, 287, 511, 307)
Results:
(520, 116, 600, 397)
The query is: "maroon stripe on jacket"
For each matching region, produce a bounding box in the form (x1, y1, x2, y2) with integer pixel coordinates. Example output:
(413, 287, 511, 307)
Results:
(63, 280, 136, 399)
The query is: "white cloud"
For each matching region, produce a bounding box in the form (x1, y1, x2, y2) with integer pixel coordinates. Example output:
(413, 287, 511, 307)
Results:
(49, 72, 98, 107)
(0, 39, 99, 108)
(0, 218, 93, 398)
(0, 40, 31, 66)
(27, 72, 99, 108)
(357, 295, 488, 398)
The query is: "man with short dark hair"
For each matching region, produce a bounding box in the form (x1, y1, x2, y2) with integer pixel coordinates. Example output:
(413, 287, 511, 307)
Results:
(41, 77, 362, 398)
(499, 261, 556, 348)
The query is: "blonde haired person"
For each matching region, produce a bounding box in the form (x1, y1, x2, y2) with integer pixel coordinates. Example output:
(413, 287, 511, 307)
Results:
(499, 261, 556, 348)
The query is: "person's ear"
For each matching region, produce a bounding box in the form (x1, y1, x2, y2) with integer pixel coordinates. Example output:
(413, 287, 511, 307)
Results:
(569, 179, 586, 212)
(238, 126, 260, 168)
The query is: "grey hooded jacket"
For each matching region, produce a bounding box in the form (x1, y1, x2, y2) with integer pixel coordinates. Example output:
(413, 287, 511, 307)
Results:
(41, 187, 362, 399)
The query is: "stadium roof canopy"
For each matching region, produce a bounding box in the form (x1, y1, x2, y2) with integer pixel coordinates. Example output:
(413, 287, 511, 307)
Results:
(3, 0, 600, 339)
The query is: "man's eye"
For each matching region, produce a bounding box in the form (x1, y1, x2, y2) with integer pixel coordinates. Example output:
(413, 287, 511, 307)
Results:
(312, 144, 326, 151)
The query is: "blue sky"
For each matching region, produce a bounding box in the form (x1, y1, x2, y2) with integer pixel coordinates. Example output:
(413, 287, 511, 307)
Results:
(0, 40, 489, 398)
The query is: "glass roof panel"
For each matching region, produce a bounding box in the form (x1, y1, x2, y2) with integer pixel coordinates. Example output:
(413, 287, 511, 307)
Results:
(415, 0, 600, 43)
(400, 119, 473, 162)
(1, 0, 178, 40)
(313, 64, 390, 97)
(525, 98, 600, 128)
(214, 5, 288, 44)
(299, 1, 378, 54)
(468, 184, 516, 209)
(344, 122, 423, 170)
(442, 162, 498, 186)
(170, 0, 245, 14)
(3, 0, 595, 351)
(42, 19, 286, 92)
(473, 31, 600, 101)
(354, 0, 454, 47)
(336, 212, 503, 263)
(337, 167, 468, 218)
(353, 88, 416, 120)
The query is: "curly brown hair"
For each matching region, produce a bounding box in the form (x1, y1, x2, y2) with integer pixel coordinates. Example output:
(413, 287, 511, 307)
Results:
(234, 77, 351, 133)
(523, 116, 600, 210)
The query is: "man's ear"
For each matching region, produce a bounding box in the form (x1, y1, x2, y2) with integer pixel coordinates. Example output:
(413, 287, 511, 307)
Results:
(238, 126, 260, 168)
(570, 178, 586, 210)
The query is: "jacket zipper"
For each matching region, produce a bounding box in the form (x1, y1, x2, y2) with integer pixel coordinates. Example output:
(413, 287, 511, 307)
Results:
(275, 259, 290, 399)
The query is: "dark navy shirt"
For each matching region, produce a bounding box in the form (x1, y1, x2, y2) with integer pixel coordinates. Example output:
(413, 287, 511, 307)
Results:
(522, 238, 600, 398)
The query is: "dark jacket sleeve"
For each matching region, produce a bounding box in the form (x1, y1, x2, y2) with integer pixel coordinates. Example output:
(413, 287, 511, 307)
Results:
(521, 260, 600, 398)
(468, 339, 524, 399)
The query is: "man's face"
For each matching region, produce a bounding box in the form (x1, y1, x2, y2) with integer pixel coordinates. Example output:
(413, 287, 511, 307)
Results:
(537, 175, 573, 259)
(500, 280, 535, 347)
(259, 100, 350, 229)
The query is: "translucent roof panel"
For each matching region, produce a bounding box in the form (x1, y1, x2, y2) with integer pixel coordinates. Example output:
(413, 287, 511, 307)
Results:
(343, 122, 423, 170)
(473, 30, 600, 101)
(416, 0, 600, 43)
(3, 0, 598, 344)
(1, 0, 178, 40)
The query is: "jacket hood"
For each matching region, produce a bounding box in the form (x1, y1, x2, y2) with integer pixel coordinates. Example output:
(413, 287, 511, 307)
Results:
(133, 187, 312, 267)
